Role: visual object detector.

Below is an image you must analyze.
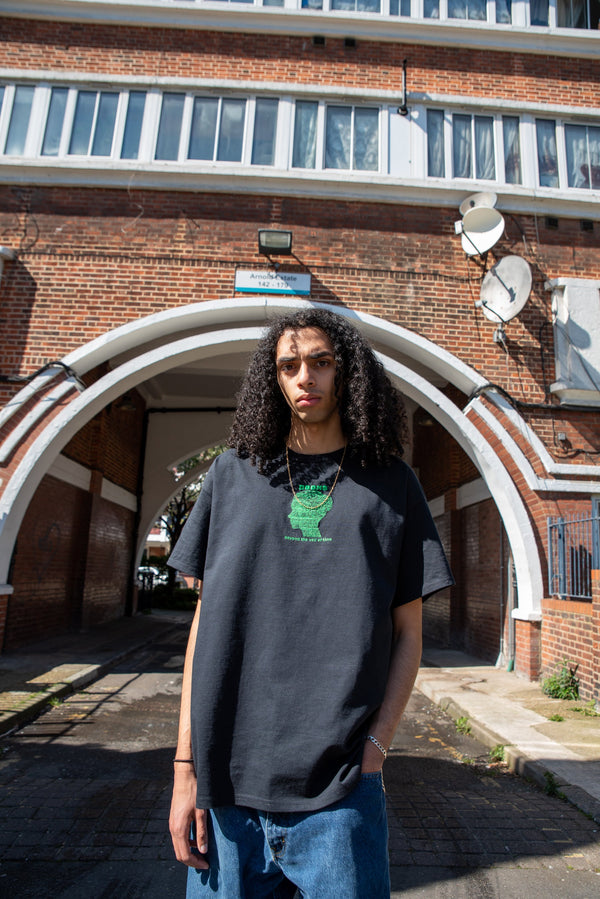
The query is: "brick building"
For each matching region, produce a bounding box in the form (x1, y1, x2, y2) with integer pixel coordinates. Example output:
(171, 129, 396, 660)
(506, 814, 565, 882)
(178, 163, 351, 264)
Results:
(0, 1, 599, 698)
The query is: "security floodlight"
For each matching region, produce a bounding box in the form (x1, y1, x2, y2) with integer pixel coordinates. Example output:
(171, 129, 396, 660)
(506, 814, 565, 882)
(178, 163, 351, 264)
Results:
(258, 230, 293, 256)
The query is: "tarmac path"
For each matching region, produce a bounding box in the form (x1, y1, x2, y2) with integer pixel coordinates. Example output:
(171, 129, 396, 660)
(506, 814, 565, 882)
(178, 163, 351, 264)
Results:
(0, 621, 599, 898)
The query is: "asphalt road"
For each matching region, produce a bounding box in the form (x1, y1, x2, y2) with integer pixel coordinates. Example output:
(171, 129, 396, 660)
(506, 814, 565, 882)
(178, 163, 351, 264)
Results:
(1, 622, 599, 898)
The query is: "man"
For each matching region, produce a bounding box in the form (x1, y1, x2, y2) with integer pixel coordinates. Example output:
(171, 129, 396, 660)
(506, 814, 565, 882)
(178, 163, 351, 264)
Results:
(168, 308, 453, 898)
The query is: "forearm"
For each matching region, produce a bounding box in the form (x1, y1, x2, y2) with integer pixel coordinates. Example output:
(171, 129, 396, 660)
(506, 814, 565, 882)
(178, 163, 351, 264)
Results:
(362, 598, 422, 770)
(175, 584, 202, 758)
(369, 624, 422, 749)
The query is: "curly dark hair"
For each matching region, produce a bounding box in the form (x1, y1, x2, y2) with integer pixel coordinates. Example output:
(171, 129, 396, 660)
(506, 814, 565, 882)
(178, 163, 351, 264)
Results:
(229, 308, 406, 470)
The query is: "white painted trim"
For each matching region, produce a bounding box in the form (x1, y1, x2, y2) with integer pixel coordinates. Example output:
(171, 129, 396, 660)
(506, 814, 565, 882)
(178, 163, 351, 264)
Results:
(0, 309, 544, 619)
(1, 160, 598, 221)
(428, 496, 445, 518)
(456, 477, 492, 509)
(4, 2, 600, 58)
(0, 382, 75, 465)
(485, 391, 600, 479)
(101, 478, 137, 512)
(48, 453, 92, 491)
(378, 351, 543, 620)
(0, 298, 486, 439)
(470, 395, 600, 493)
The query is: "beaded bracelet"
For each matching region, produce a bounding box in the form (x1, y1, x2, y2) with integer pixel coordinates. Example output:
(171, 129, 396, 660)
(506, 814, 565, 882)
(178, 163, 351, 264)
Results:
(366, 735, 387, 759)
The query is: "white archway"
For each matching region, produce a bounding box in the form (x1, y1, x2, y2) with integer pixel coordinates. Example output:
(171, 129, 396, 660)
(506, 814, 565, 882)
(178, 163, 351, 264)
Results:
(0, 299, 544, 619)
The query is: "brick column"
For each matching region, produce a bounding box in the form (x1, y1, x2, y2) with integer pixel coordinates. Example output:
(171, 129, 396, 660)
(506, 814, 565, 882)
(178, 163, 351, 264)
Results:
(592, 570, 600, 706)
(514, 617, 542, 680)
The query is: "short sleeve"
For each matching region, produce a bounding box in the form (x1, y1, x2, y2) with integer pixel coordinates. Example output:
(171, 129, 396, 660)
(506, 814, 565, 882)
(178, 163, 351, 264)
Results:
(393, 468, 454, 607)
(167, 462, 215, 579)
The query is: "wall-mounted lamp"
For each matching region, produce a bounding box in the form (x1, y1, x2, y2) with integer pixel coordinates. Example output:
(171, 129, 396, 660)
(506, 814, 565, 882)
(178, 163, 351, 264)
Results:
(0, 246, 15, 284)
(258, 230, 293, 256)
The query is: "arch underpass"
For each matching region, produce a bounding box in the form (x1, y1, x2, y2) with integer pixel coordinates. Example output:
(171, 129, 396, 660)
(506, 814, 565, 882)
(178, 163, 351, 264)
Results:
(0, 298, 544, 632)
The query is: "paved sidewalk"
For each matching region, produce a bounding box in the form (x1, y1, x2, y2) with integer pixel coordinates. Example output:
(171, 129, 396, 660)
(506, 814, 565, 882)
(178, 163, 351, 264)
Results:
(1, 613, 599, 824)
(418, 644, 600, 824)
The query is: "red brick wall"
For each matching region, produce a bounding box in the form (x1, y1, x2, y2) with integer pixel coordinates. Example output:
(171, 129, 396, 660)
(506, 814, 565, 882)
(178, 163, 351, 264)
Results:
(80, 494, 134, 629)
(6, 472, 134, 648)
(7, 475, 90, 647)
(541, 598, 595, 700)
(459, 500, 505, 662)
(63, 384, 145, 494)
(422, 511, 452, 645)
(2, 20, 599, 107)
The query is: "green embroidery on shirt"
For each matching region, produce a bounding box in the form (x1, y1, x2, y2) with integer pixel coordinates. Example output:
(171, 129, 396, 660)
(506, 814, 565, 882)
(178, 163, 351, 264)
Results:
(286, 485, 333, 542)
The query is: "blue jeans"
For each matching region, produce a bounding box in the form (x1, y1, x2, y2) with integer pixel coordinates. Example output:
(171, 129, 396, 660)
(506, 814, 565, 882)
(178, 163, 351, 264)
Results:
(186, 772, 389, 899)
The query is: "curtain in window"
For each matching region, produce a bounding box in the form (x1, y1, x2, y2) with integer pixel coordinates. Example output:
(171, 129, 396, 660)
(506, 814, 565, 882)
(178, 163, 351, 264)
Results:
(424, 0, 440, 17)
(357, 0, 380, 10)
(496, 0, 511, 22)
(427, 109, 445, 178)
(557, 0, 586, 27)
(325, 106, 351, 169)
(91, 93, 118, 156)
(449, 0, 486, 19)
(155, 93, 185, 161)
(502, 116, 521, 184)
(292, 101, 318, 169)
(536, 119, 559, 187)
(453, 115, 472, 178)
(251, 99, 278, 166)
(589, 127, 600, 190)
(565, 124, 588, 188)
(331, 0, 355, 9)
(353, 108, 379, 171)
(188, 98, 219, 160)
(69, 91, 97, 155)
(42, 87, 68, 157)
(217, 99, 246, 162)
(530, 0, 549, 25)
(121, 92, 146, 160)
(302, 0, 323, 8)
(475, 116, 495, 180)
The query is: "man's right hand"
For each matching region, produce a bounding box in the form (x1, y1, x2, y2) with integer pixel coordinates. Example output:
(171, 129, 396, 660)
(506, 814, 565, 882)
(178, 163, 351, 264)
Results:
(169, 764, 209, 869)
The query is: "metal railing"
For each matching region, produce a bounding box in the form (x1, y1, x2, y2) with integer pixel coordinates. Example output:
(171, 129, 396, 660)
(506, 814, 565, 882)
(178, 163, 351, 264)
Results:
(547, 512, 599, 600)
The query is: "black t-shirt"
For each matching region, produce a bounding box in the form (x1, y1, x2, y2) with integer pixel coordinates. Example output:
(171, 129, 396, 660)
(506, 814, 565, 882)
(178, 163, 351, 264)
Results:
(168, 448, 453, 812)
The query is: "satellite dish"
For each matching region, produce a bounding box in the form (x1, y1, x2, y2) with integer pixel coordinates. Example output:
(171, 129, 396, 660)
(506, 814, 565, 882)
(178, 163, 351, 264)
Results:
(460, 206, 505, 256)
(478, 255, 532, 323)
(459, 192, 498, 217)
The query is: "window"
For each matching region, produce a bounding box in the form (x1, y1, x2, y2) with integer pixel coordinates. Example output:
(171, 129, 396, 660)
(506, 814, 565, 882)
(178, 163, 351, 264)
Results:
(496, 0, 512, 22)
(292, 101, 318, 169)
(251, 99, 278, 165)
(565, 124, 600, 189)
(41, 87, 68, 157)
(452, 114, 495, 180)
(390, 0, 411, 13)
(427, 109, 522, 185)
(4, 86, 34, 156)
(155, 93, 186, 161)
(325, 106, 379, 171)
(68, 90, 119, 156)
(121, 92, 147, 160)
(502, 116, 522, 184)
(448, 0, 487, 20)
(427, 109, 445, 177)
(187, 97, 248, 163)
(536, 119, 559, 187)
